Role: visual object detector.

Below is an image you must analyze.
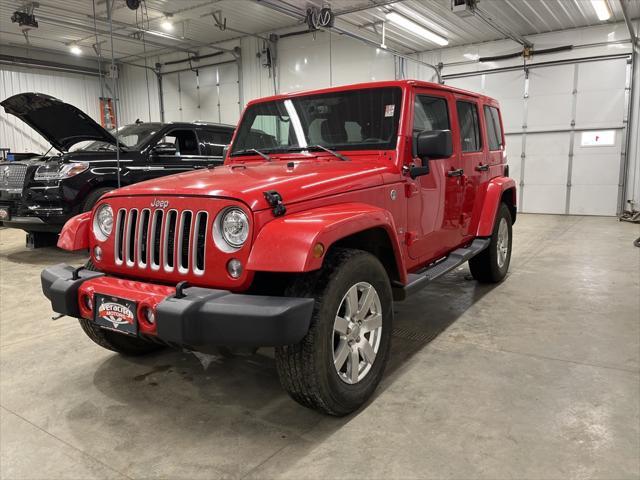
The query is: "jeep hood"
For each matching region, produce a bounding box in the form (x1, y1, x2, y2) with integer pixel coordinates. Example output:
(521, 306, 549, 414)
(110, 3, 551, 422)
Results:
(106, 157, 392, 210)
(1, 93, 118, 152)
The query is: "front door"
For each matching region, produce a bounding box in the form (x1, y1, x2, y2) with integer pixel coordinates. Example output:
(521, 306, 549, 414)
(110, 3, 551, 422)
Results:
(406, 90, 465, 262)
(148, 128, 207, 177)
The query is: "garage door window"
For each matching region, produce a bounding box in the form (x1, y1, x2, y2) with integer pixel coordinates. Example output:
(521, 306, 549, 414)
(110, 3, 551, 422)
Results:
(483, 105, 503, 151)
(456, 101, 482, 152)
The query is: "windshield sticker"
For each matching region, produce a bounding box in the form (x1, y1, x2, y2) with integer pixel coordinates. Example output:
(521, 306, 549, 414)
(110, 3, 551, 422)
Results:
(385, 105, 395, 117)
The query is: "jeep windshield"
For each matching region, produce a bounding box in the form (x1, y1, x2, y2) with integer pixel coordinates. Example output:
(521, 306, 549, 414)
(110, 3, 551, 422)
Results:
(68, 124, 160, 152)
(231, 87, 402, 157)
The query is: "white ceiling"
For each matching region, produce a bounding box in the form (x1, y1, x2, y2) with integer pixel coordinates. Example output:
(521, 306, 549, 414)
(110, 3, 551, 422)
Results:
(0, 0, 638, 62)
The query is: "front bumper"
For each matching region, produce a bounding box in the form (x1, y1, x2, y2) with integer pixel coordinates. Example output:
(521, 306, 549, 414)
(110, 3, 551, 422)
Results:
(41, 264, 315, 348)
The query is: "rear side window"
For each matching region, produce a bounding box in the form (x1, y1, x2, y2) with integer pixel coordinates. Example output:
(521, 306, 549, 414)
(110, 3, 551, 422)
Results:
(456, 101, 481, 152)
(484, 105, 503, 151)
(413, 95, 449, 134)
(197, 129, 233, 156)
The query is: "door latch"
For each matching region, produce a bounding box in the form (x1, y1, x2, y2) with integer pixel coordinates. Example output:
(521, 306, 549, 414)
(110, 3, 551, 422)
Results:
(446, 168, 464, 177)
(475, 163, 489, 172)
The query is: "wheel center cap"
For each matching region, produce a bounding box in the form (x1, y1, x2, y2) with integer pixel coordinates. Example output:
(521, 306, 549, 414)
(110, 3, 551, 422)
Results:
(350, 323, 361, 339)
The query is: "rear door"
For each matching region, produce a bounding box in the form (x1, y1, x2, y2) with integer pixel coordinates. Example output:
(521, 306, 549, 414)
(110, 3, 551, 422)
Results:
(454, 98, 484, 238)
(406, 88, 465, 262)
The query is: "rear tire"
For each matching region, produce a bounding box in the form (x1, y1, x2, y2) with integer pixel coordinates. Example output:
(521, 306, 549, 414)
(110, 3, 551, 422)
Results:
(275, 248, 393, 416)
(79, 260, 163, 356)
(469, 203, 513, 283)
(82, 187, 113, 212)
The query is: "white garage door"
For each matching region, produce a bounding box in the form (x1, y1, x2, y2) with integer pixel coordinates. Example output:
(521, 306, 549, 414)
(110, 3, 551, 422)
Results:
(446, 56, 630, 216)
(161, 62, 240, 125)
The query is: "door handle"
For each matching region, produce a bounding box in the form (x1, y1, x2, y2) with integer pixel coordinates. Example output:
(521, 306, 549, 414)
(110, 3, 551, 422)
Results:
(475, 163, 489, 172)
(447, 168, 464, 177)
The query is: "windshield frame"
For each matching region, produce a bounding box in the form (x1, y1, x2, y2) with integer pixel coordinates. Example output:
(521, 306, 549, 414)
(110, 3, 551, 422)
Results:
(230, 86, 404, 157)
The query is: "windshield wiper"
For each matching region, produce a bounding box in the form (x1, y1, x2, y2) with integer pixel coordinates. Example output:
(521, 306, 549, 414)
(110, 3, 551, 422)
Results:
(306, 145, 350, 161)
(275, 145, 350, 161)
(231, 148, 272, 161)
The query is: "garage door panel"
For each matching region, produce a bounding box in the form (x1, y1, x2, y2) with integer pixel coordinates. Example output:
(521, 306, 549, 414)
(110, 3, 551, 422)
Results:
(198, 68, 218, 88)
(521, 185, 566, 214)
(499, 98, 524, 132)
(570, 185, 618, 215)
(483, 71, 524, 99)
(525, 154, 569, 184)
(577, 60, 627, 92)
(526, 132, 569, 155)
(575, 90, 625, 128)
(505, 133, 522, 184)
(527, 94, 572, 130)
(528, 64, 574, 96)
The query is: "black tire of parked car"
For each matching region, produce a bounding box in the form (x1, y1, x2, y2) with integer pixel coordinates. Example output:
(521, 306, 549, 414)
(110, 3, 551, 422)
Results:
(81, 187, 114, 212)
(469, 202, 513, 283)
(275, 248, 393, 416)
(77, 260, 164, 356)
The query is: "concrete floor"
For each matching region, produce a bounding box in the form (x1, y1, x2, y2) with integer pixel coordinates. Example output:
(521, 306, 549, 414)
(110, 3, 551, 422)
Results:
(0, 214, 638, 480)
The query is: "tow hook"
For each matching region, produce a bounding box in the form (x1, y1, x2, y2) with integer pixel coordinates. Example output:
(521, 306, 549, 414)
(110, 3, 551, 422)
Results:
(263, 190, 286, 217)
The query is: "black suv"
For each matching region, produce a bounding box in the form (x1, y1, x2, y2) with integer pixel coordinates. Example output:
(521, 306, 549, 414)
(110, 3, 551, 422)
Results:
(0, 93, 234, 246)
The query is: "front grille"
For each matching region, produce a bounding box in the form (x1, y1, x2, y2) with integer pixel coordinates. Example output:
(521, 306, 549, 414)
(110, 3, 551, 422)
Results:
(0, 163, 28, 190)
(114, 208, 208, 275)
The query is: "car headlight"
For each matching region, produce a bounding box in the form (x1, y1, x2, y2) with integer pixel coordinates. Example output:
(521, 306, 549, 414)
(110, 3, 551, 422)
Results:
(214, 207, 249, 251)
(93, 204, 113, 241)
(34, 162, 89, 181)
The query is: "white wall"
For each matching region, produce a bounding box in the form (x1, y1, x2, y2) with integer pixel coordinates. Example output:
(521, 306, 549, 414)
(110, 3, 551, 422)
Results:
(0, 64, 102, 153)
(116, 63, 160, 125)
(276, 31, 396, 93)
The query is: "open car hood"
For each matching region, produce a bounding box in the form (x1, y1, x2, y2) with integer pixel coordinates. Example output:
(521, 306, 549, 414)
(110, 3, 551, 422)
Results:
(1, 93, 118, 152)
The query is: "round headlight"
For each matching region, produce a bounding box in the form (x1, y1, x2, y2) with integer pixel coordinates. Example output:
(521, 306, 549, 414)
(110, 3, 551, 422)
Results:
(218, 208, 249, 249)
(93, 204, 113, 241)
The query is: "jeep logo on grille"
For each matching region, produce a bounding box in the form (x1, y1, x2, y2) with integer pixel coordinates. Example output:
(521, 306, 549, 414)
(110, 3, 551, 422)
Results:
(150, 198, 169, 209)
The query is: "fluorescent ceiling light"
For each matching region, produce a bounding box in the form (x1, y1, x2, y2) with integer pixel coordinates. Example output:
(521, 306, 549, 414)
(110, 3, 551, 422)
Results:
(386, 12, 448, 46)
(161, 19, 174, 31)
(69, 44, 82, 55)
(591, 0, 611, 21)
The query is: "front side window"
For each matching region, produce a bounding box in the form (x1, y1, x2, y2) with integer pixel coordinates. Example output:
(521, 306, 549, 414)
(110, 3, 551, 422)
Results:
(413, 95, 449, 134)
(160, 129, 200, 156)
(483, 105, 503, 151)
(456, 101, 482, 152)
(231, 87, 402, 155)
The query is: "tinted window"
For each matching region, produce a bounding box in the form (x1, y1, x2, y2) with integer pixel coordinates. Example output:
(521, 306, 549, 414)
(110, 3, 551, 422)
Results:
(456, 101, 481, 152)
(413, 95, 449, 134)
(198, 129, 233, 156)
(483, 105, 503, 151)
(160, 129, 199, 156)
(231, 87, 402, 155)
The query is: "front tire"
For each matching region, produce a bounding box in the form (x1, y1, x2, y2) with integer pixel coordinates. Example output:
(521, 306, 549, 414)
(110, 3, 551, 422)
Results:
(469, 202, 513, 283)
(275, 248, 393, 416)
(82, 187, 113, 212)
(79, 260, 163, 356)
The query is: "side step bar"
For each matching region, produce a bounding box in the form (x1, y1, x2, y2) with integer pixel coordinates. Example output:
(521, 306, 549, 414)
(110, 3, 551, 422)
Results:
(393, 238, 491, 300)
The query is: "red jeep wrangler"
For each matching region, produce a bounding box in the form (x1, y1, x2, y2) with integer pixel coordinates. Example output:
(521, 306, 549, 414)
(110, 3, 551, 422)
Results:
(42, 80, 516, 416)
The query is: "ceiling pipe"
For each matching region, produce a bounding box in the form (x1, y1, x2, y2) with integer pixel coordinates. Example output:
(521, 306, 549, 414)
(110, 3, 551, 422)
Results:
(255, 0, 442, 83)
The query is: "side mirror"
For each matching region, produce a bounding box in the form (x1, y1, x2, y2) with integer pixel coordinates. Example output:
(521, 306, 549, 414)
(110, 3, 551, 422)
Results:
(411, 130, 453, 179)
(152, 142, 177, 156)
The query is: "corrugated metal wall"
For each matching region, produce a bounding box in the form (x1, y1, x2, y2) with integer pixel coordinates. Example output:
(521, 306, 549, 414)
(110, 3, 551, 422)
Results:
(116, 63, 161, 125)
(0, 65, 102, 153)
